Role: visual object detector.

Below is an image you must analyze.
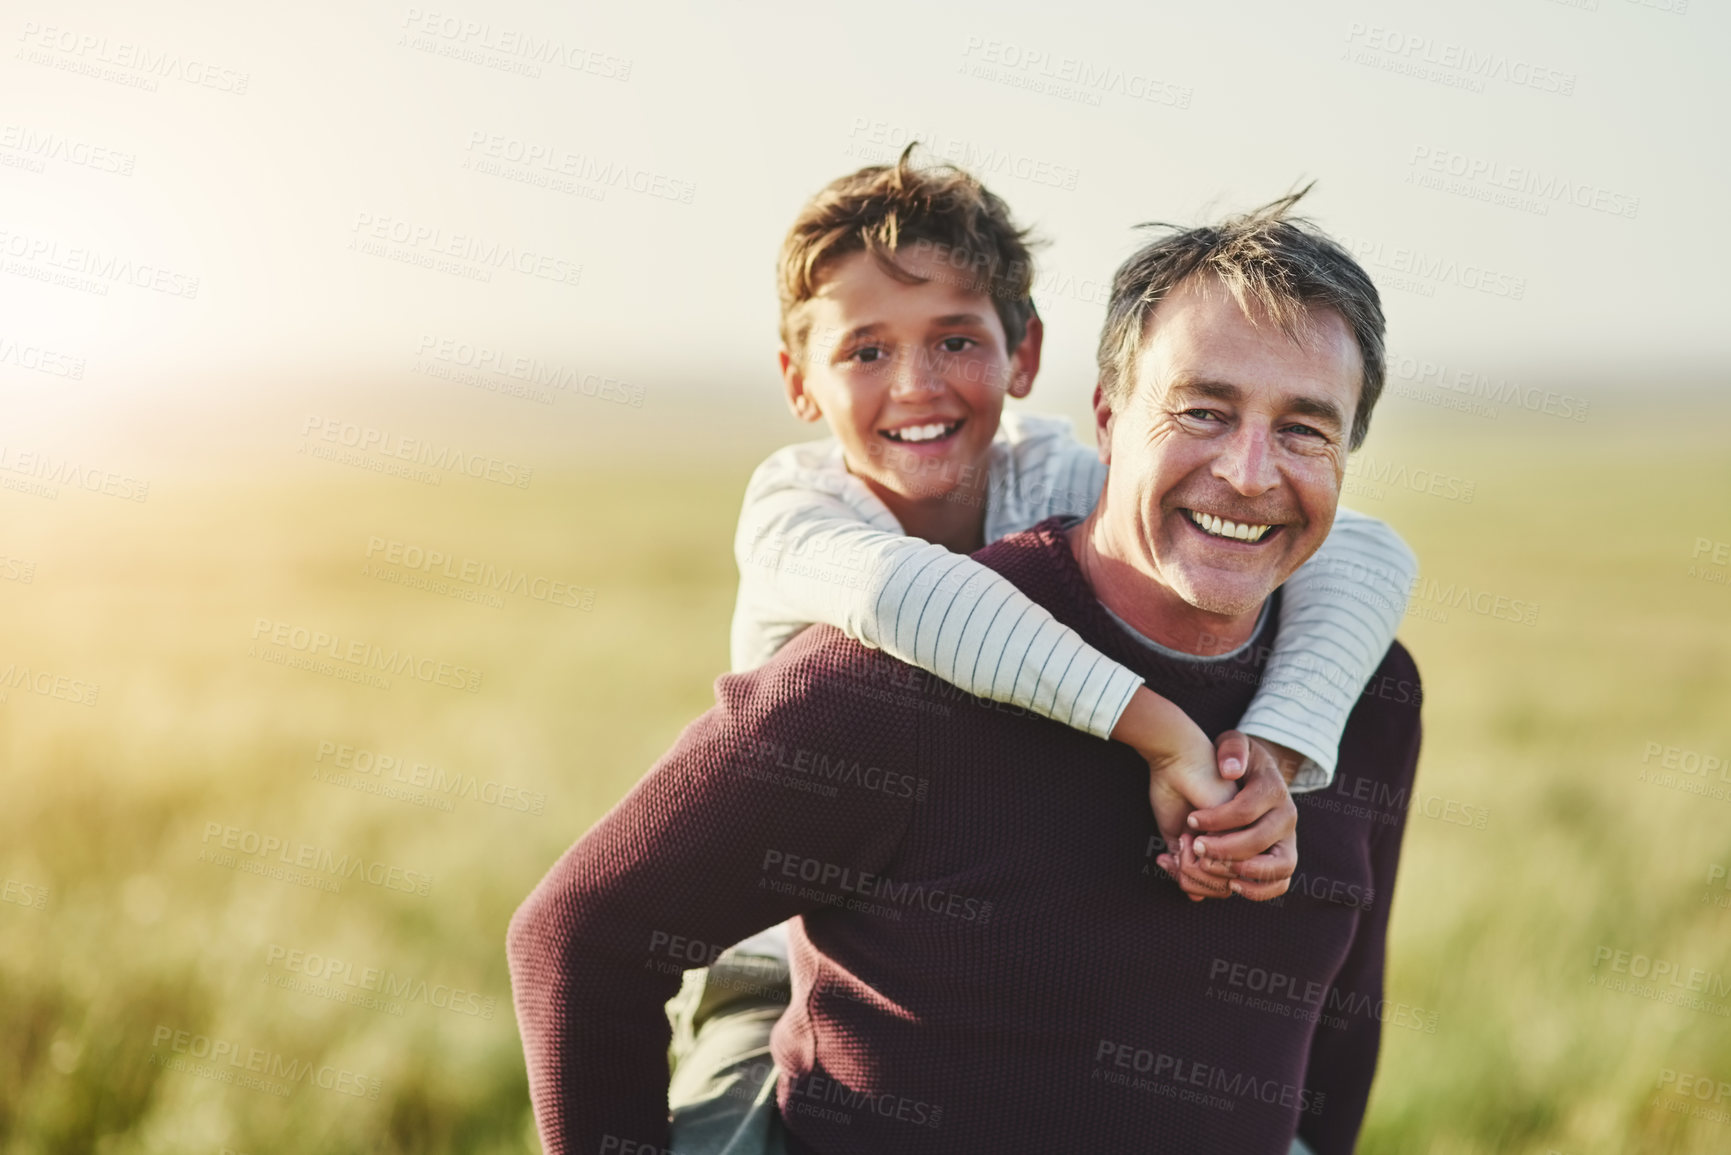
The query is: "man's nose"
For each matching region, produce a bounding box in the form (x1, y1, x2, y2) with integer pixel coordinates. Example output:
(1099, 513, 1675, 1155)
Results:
(1212, 425, 1280, 496)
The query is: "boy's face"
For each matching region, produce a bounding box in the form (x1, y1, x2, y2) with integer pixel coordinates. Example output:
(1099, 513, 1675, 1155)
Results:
(780, 247, 1041, 507)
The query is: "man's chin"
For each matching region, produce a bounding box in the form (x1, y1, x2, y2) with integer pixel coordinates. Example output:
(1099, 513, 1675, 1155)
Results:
(1164, 569, 1277, 620)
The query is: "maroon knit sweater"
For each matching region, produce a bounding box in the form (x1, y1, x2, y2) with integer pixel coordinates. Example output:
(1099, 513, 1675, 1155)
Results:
(508, 519, 1423, 1155)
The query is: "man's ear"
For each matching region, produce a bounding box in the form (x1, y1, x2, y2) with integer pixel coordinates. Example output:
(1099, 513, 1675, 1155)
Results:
(1091, 382, 1115, 463)
(779, 348, 823, 423)
(1005, 313, 1044, 400)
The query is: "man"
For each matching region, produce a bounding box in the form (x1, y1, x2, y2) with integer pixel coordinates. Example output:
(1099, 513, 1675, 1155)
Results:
(508, 192, 1422, 1155)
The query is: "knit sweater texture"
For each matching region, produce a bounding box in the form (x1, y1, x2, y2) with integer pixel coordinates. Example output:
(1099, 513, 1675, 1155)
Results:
(508, 519, 1423, 1155)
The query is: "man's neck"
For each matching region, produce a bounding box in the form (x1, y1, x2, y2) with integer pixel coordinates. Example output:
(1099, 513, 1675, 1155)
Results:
(1065, 512, 1263, 657)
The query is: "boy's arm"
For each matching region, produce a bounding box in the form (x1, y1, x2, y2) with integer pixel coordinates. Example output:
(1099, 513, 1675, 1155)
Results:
(1236, 508, 1418, 791)
(506, 646, 917, 1154)
(735, 468, 1143, 740)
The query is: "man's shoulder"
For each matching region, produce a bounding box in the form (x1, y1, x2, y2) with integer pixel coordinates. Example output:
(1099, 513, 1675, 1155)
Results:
(718, 622, 943, 727)
(971, 518, 1083, 599)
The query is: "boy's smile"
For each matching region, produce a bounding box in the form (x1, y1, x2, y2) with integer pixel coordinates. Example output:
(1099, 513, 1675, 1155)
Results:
(780, 246, 1043, 551)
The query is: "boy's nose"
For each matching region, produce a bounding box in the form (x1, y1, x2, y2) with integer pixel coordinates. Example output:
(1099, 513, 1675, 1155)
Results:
(887, 347, 944, 398)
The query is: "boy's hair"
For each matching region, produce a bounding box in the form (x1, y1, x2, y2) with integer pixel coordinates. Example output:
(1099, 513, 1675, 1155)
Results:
(1096, 186, 1386, 450)
(778, 143, 1041, 368)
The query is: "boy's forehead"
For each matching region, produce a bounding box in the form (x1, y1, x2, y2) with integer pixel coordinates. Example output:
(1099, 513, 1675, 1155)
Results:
(807, 249, 1003, 326)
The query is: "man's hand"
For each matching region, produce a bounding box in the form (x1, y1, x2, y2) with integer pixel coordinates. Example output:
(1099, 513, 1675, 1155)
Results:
(1155, 732, 1298, 902)
(1112, 688, 1236, 876)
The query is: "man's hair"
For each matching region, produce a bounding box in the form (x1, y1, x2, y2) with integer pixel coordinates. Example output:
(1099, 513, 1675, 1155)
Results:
(777, 143, 1041, 368)
(1095, 187, 1386, 450)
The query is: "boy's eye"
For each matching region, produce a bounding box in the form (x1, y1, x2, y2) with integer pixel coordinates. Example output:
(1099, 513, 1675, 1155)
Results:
(850, 346, 886, 364)
(937, 336, 976, 354)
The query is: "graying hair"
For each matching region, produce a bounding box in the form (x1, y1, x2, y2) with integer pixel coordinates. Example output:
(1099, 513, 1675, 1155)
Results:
(1096, 186, 1385, 450)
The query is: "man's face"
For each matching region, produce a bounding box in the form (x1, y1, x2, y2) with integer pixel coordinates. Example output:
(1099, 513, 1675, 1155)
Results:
(780, 247, 1039, 504)
(1093, 275, 1362, 621)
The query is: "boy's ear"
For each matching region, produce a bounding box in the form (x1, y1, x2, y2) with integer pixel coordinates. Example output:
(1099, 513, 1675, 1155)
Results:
(779, 348, 823, 423)
(1005, 313, 1044, 400)
(1091, 382, 1115, 464)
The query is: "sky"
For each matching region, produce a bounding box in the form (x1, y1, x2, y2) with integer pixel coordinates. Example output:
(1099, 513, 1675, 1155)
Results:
(1, 0, 1726, 465)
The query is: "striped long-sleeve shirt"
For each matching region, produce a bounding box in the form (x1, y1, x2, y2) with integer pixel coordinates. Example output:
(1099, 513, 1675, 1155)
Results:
(730, 411, 1417, 789)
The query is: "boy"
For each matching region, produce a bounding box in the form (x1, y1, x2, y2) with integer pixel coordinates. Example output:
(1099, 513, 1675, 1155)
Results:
(667, 147, 1413, 1152)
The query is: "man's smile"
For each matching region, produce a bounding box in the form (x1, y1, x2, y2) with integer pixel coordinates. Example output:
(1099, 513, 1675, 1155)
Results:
(1180, 507, 1285, 544)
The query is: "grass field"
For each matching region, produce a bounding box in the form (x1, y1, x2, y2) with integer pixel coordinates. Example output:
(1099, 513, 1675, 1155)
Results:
(2, 401, 1728, 1154)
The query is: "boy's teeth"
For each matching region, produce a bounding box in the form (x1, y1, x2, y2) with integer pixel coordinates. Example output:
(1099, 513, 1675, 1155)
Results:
(1187, 509, 1273, 542)
(885, 422, 958, 443)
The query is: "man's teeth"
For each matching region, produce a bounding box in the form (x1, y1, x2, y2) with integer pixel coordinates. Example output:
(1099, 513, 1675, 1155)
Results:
(1187, 509, 1274, 542)
(883, 422, 959, 443)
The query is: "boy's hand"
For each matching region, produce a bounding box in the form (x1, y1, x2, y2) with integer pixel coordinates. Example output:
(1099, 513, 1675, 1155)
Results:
(1112, 688, 1236, 874)
(1158, 733, 1298, 902)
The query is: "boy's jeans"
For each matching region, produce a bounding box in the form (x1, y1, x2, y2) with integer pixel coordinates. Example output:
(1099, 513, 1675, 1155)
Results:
(666, 947, 1319, 1155)
(667, 951, 791, 1155)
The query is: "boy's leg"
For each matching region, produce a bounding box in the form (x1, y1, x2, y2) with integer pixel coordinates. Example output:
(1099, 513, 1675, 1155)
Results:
(666, 942, 794, 1155)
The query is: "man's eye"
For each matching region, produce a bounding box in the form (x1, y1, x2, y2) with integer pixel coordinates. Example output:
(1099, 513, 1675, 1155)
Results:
(937, 336, 976, 354)
(1182, 408, 1221, 422)
(1281, 423, 1324, 438)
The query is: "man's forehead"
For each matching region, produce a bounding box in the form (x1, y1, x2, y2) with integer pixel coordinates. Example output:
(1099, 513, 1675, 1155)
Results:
(1139, 280, 1361, 398)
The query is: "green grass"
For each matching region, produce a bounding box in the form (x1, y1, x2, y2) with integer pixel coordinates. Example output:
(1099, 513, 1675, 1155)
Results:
(2, 409, 1728, 1153)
